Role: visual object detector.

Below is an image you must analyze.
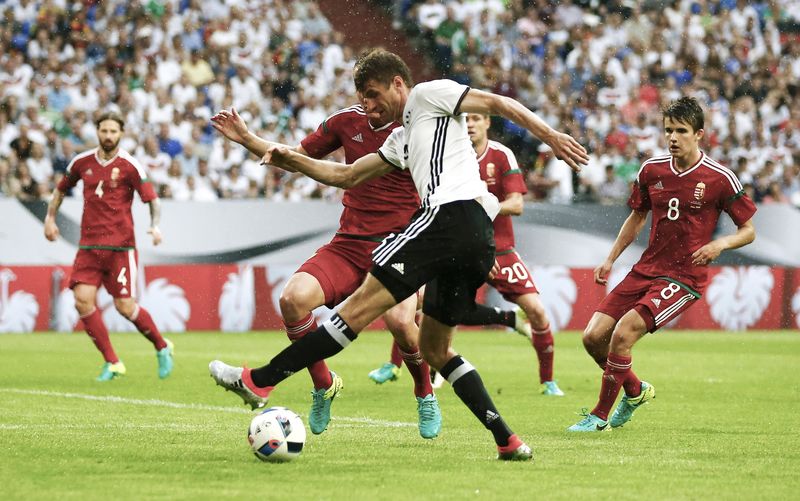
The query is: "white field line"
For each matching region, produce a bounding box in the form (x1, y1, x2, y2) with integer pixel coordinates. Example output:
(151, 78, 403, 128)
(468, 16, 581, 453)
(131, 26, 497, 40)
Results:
(0, 388, 415, 428)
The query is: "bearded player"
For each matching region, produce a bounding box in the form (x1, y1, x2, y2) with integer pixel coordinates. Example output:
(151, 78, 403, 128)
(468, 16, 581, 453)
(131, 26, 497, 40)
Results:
(44, 112, 174, 381)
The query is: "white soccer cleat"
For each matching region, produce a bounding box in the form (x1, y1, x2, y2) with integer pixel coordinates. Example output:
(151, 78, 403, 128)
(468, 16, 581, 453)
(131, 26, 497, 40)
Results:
(209, 360, 270, 410)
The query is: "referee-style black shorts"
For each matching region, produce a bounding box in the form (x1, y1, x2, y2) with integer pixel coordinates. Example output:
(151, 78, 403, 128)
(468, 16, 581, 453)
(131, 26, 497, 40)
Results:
(370, 199, 495, 326)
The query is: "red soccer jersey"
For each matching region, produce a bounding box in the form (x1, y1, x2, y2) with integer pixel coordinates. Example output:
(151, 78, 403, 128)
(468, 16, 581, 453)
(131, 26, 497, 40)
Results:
(58, 148, 157, 249)
(300, 105, 420, 237)
(628, 152, 756, 291)
(477, 140, 527, 252)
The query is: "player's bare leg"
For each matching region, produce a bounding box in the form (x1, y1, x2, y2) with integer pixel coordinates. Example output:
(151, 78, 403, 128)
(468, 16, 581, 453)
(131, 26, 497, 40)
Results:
(279, 271, 339, 434)
(418, 315, 532, 460)
(516, 292, 563, 396)
(383, 295, 440, 438)
(73, 284, 125, 381)
(115, 297, 173, 379)
(570, 310, 652, 431)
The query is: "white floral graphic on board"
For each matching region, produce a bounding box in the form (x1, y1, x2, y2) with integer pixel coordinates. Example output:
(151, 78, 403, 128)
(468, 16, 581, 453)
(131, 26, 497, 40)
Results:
(219, 265, 255, 332)
(56, 267, 189, 333)
(706, 266, 773, 331)
(530, 266, 577, 332)
(0, 269, 40, 333)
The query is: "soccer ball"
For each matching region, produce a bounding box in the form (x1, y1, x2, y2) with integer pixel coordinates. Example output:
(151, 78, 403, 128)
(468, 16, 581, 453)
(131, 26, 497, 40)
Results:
(248, 407, 306, 462)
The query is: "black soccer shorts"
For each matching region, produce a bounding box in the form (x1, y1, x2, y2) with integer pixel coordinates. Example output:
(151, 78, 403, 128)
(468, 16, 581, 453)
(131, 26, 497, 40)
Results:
(370, 199, 495, 326)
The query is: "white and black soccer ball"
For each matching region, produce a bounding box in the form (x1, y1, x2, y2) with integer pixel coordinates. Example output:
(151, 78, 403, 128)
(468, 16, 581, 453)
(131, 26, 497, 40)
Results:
(248, 407, 306, 462)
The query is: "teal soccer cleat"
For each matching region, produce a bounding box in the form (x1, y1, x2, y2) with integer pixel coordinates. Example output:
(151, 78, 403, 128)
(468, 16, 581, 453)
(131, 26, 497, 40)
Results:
(309, 371, 343, 434)
(610, 381, 655, 428)
(368, 362, 401, 384)
(567, 410, 609, 432)
(416, 394, 442, 439)
(96, 361, 126, 382)
(540, 380, 565, 396)
(156, 338, 174, 379)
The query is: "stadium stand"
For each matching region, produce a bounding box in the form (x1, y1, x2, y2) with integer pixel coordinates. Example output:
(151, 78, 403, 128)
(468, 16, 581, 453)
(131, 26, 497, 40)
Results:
(0, 0, 798, 207)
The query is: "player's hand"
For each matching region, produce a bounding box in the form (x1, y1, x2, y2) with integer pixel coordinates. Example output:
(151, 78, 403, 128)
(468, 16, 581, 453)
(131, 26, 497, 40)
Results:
(148, 226, 163, 246)
(691, 242, 723, 266)
(44, 216, 59, 241)
(488, 260, 500, 280)
(594, 260, 613, 285)
(210, 108, 249, 144)
(261, 144, 296, 171)
(546, 131, 589, 173)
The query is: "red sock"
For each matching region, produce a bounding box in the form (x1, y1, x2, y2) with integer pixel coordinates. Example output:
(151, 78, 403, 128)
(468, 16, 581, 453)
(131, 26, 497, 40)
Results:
(130, 305, 167, 350)
(531, 325, 554, 383)
(80, 308, 118, 363)
(597, 357, 641, 397)
(285, 313, 332, 390)
(591, 353, 631, 420)
(390, 340, 403, 367)
(399, 346, 433, 398)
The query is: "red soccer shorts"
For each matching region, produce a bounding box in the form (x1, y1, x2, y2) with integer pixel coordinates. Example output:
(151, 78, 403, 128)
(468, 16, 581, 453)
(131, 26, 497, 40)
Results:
(296, 235, 378, 308)
(69, 248, 139, 298)
(488, 250, 539, 302)
(596, 270, 700, 332)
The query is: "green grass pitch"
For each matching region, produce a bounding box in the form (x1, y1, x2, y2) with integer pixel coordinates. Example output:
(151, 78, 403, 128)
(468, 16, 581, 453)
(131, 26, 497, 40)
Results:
(1, 330, 798, 500)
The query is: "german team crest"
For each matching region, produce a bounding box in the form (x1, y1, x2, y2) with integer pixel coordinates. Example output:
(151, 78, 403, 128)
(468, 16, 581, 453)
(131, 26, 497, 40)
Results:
(694, 182, 706, 200)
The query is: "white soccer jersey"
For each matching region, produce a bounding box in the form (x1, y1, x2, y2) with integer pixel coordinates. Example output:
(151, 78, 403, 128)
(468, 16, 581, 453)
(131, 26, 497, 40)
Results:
(378, 80, 499, 219)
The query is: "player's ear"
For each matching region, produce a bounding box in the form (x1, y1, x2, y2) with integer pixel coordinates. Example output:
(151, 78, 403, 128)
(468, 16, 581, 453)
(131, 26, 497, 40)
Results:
(695, 128, 705, 141)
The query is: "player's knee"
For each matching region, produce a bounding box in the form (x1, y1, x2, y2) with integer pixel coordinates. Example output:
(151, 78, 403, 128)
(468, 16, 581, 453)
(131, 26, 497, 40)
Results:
(420, 344, 447, 370)
(114, 301, 136, 319)
(384, 313, 418, 347)
(582, 325, 605, 351)
(73, 297, 94, 315)
(279, 286, 314, 320)
(610, 325, 637, 352)
(526, 303, 548, 329)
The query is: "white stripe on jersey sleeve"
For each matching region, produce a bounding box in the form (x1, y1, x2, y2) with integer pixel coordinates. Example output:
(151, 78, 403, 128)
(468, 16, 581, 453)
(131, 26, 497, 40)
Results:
(701, 156, 743, 192)
(65, 149, 97, 173)
(118, 150, 150, 181)
(487, 140, 519, 171)
(634, 155, 671, 182)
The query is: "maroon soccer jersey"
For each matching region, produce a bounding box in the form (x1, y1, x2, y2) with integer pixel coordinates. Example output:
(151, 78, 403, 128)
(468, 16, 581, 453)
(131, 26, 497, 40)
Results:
(628, 152, 756, 291)
(58, 148, 157, 249)
(300, 105, 419, 237)
(477, 140, 527, 252)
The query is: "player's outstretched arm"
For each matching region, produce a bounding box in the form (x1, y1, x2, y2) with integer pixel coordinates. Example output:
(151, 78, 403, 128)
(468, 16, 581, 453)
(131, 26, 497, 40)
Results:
(458, 89, 589, 173)
(262, 146, 393, 189)
(43, 188, 64, 241)
(147, 198, 163, 246)
(211, 108, 301, 160)
(594, 210, 648, 284)
(691, 219, 755, 266)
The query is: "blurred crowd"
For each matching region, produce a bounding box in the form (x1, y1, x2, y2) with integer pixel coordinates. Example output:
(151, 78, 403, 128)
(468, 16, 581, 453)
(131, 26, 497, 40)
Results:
(0, 0, 798, 208)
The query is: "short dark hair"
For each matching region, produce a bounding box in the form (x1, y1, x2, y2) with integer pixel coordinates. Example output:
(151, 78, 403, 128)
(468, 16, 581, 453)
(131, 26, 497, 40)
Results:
(353, 48, 413, 92)
(95, 111, 125, 130)
(662, 97, 704, 132)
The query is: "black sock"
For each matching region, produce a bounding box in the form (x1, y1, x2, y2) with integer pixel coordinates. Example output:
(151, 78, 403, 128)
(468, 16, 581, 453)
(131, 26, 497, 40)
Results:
(250, 314, 357, 388)
(459, 304, 515, 328)
(439, 355, 513, 446)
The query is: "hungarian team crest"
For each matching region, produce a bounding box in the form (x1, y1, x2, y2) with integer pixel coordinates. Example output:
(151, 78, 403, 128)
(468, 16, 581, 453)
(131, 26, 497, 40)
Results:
(694, 181, 706, 200)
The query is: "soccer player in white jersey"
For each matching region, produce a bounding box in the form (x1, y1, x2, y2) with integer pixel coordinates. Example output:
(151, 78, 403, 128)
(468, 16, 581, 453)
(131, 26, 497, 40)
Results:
(209, 49, 588, 460)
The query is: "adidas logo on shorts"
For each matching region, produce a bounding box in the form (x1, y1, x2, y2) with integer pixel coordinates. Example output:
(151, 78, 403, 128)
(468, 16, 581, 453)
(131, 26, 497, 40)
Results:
(391, 263, 405, 275)
(651, 298, 661, 308)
